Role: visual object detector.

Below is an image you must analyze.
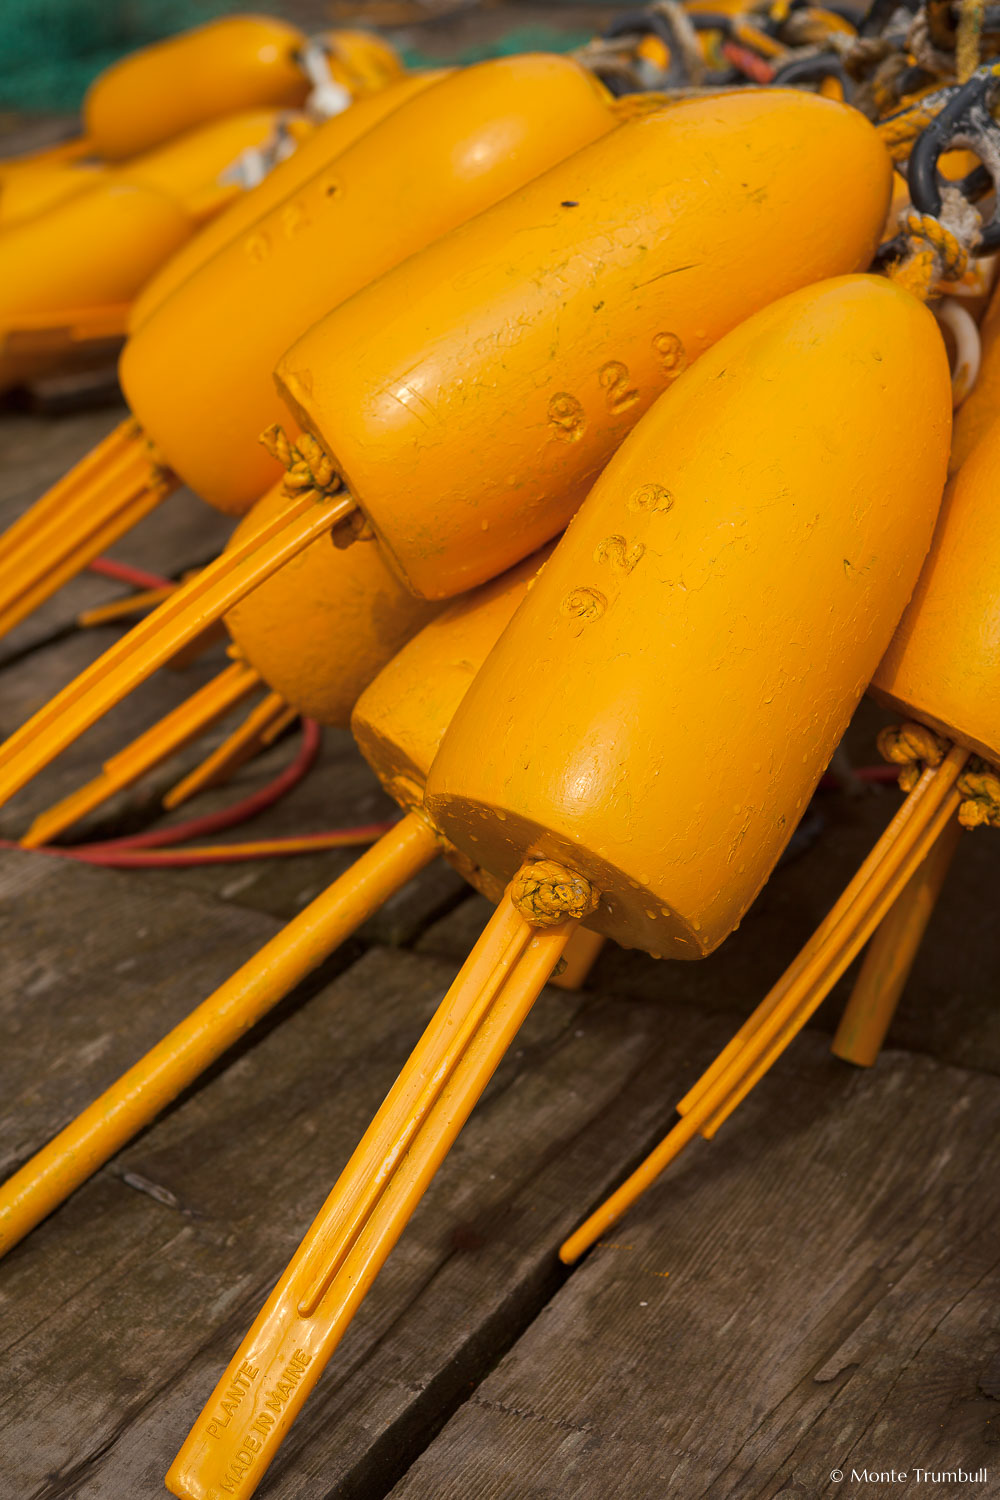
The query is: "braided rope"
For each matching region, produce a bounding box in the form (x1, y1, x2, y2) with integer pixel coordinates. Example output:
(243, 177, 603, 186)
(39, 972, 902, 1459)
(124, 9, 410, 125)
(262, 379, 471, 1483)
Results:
(510, 860, 599, 928)
(957, 758, 1000, 827)
(877, 720, 950, 791)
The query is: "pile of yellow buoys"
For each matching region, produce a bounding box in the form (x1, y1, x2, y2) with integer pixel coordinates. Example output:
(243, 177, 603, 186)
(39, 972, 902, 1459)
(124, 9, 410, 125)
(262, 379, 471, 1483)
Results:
(2, 8, 1000, 1494)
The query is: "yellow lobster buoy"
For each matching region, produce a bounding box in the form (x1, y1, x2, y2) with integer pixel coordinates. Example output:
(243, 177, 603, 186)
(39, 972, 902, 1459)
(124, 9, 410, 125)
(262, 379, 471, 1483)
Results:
(162, 274, 950, 1499)
(821, 418, 1000, 1063)
(0, 184, 196, 393)
(276, 90, 891, 598)
(0, 108, 315, 393)
(0, 55, 619, 643)
(129, 71, 442, 330)
(82, 15, 313, 160)
(0, 90, 894, 823)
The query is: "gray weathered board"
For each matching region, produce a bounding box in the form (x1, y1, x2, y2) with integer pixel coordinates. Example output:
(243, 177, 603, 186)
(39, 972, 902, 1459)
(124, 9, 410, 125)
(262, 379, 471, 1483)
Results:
(4, 848, 999, 1500)
(1, 846, 725, 1498)
(390, 1030, 1000, 1500)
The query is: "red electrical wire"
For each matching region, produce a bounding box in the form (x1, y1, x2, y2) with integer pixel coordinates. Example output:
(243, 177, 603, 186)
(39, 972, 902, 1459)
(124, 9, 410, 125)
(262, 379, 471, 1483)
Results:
(87, 556, 173, 592)
(0, 720, 396, 868)
(87, 718, 325, 850)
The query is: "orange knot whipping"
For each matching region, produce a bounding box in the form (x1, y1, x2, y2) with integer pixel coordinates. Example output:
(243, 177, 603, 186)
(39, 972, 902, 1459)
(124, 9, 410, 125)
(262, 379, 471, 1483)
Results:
(510, 860, 599, 928)
(877, 720, 950, 791)
(260, 424, 343, 501)
(889, 187, 982, 301)
(898, 210, 970, 279)
(956, 758, 1000, 829)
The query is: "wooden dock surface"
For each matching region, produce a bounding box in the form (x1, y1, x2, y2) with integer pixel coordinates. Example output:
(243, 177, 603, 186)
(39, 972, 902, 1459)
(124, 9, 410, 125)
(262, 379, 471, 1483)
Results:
(2, 386, 999, 1500)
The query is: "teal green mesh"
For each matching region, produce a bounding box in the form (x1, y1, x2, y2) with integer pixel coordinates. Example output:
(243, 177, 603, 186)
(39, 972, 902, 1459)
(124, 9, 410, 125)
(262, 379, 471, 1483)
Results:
(0, 1, 233, 113)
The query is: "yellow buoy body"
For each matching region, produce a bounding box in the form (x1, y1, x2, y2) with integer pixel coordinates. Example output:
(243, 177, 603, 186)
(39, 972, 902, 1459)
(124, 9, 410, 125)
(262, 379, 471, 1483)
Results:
(353, 549, 553, 802)
(277, 91, 892, 601)
(130, 73, 441, 331)
(110, 107, 304, 224)
(949, 279, 1000, 474)
(0, 159, 106, 228)
(353, 548, 554, 903)
(0, 182, 194, 328)
(0, 109, 298, 233)
(319, 29, 405, 97)
(224, 482, 439, 724)
(120, 54, 619, 515)
(872, 420, 1000, 764)
(83, 16, 310, 160)
(425, 277, 951, 958)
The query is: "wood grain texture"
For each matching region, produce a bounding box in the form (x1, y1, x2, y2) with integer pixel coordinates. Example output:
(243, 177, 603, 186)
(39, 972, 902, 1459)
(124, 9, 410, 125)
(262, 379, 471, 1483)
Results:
(390, 1032, 1000, 1500)
(0, 856, 730, 1499)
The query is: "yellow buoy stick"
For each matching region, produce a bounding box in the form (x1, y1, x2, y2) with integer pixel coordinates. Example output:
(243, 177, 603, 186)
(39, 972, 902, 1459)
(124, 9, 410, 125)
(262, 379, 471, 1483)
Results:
(0, 419, 142, 564)
(162, 689, 293, 811)
(0, 483, 173, 640)
(699, 784, 963, 1137)
(0, 487, 357, 803)
(165, 875, 573, 1500)
(675, 755, 959, 1118)
(0, 811, 438, 1260)
(831, 813, 962, 1067)
(77, 583, 178, 628)
(559, 757, 966, 1264)
(0, 421, 178, 636)
(21, 658, 262, 848)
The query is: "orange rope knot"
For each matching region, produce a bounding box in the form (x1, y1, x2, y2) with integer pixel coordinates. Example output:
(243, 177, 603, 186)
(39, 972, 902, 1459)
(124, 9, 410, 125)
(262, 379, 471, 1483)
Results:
(877, 720, 950, 791)
(510, 859, 599, 928)
(890, 195, 981, 300)
(260, 424, 343, 501)
(956, 758, 1000, 828)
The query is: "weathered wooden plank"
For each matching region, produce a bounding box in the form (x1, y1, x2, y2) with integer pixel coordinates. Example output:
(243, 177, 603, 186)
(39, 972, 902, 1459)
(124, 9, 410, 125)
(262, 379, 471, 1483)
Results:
(0, 931, 736, 1499)
(0, 849, 287, 1176)
(389, 1035, 1000, 1500)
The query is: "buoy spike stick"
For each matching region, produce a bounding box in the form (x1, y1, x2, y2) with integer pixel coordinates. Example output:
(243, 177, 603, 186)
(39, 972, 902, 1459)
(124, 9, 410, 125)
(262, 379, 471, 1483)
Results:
(560, 755, 968, 1265)
(677, 754, 962, 1118)
(21, 660, 261, 848)
(700, 791, 963, 1138)
(0, 419, 142, 563)
(0, 489, 357, 804)
(166, 877, 570, 1500)
(0, 811, 439, 1260)
(162, 690, 293, 811)
(832, 815, 962, 1068)
(77, 584, 177, 629)
(0, 423, 179, 638)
